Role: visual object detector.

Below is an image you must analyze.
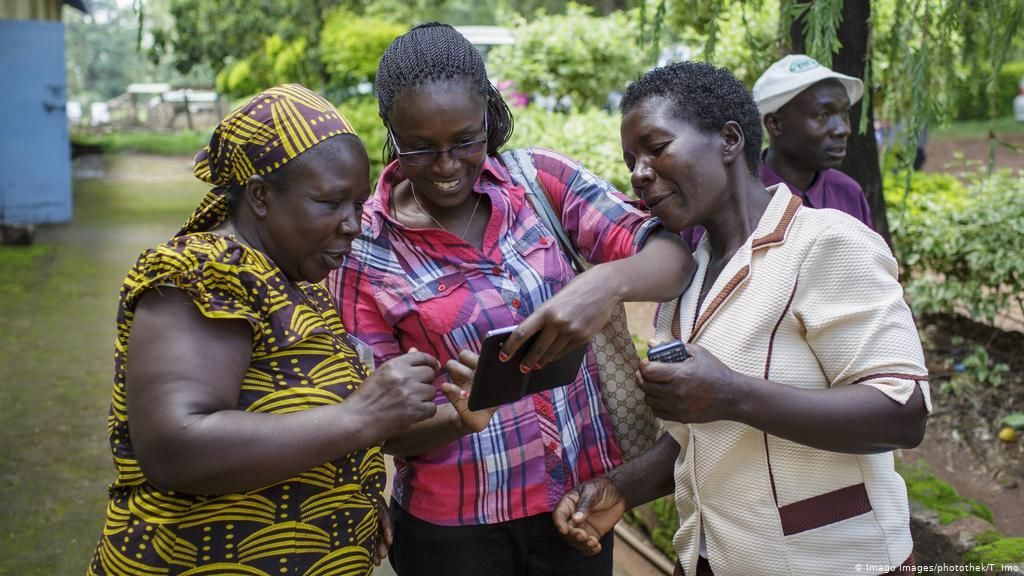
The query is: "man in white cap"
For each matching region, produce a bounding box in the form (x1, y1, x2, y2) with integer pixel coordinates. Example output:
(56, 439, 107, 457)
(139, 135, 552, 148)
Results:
(754, 54, 874, 229)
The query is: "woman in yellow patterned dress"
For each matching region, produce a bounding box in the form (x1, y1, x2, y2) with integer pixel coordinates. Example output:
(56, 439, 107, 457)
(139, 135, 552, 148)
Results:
(86, 84, 488, 576)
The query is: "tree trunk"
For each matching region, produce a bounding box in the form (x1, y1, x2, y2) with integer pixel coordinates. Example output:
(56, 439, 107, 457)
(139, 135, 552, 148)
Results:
(787, 0, 891, 245)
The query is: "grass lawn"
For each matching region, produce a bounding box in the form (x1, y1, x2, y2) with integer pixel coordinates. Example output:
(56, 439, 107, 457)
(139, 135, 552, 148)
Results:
(0, 155, 199, 574)
(932, 115, 1024, 139)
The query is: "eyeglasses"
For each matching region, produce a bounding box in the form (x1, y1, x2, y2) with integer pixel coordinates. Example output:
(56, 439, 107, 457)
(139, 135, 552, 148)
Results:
(388, 116, 488, 166)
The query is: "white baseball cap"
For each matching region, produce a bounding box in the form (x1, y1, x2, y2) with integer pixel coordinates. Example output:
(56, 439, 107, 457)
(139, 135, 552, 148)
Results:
(752, 54, 863, 116)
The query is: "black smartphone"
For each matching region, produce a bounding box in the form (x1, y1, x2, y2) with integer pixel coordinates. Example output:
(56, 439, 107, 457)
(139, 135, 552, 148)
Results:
(647, 340, 690, 363)
(468, 325, 588, 411)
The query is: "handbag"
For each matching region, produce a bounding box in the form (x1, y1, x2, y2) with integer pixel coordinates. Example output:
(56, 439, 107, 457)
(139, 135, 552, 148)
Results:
(499, 149, 659, 460)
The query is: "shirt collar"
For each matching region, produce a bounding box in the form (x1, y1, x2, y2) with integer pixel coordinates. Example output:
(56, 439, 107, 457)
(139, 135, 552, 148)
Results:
(366, 154, 511, 239)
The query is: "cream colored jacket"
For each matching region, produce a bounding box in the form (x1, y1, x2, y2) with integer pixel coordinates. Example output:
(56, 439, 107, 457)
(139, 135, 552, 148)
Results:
(654, 185, 931, 576)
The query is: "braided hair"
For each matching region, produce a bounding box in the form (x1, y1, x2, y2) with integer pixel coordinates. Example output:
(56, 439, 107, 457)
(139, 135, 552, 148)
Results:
(375, 22, 514, 164)
(621, 61, 762, 178)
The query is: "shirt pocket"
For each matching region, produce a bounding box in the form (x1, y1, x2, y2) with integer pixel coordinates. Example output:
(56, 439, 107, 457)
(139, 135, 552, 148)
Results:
(408, 269, 471, 336)
(512, 231, 573, 286)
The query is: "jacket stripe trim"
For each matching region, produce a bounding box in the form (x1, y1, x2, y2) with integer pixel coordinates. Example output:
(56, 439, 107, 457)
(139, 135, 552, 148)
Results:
(690, 265, 750, 340)
(778, 482, 872, 535)
(751, 195, 802, 250)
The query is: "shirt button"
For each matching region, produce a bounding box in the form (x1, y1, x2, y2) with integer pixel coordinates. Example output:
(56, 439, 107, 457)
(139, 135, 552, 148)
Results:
(492, 266, 502, 275)
(548, 441, 558, 451)
(540, 237, 551, 246)
(437, 283, 447, 292)
(511, 298, 521, 308)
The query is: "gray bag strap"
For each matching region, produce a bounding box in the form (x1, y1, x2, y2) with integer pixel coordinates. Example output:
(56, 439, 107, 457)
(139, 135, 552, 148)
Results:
(499, 149, 587, 273)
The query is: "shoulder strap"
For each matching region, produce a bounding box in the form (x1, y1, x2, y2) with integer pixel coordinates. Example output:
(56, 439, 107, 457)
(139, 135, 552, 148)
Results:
(499, 149, 587, 273)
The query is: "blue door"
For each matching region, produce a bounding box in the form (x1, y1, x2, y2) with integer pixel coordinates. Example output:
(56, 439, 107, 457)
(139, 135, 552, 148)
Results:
(0, 19, 72, 224)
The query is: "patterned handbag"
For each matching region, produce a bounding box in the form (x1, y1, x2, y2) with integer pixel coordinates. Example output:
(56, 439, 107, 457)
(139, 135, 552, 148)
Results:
(500, 149, 659, 460)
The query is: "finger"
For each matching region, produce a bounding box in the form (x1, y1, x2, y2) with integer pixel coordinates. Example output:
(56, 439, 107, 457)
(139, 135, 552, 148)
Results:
(534, 337, 579, 371)
(377, 497, 394, 547)
(444, 358, 475, 387)
(499, 317, 542, 362)
(571, 487, 596, 524)
(440, 381, 469, 404)
(406, 350, 441, 370)
(457, 349, 479, 370)
(638, 359, 683, 382)
(553, 491, 581, 534)
(519, 326, 560, 372)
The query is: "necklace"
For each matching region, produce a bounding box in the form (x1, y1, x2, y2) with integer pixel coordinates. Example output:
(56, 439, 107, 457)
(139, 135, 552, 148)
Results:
(411, 185, 482, 239)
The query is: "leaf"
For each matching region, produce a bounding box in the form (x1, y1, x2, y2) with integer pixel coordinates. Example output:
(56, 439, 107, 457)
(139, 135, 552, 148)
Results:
(1002, 413, 1024, 430)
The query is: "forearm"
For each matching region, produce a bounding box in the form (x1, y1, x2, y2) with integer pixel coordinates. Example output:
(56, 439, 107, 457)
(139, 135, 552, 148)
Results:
(607, 433, 679, 509)
(731, 374, 928, 454)
(142, 401, 383, 494)
(383, 403, 465, 457)
(600, 231, 693, 302)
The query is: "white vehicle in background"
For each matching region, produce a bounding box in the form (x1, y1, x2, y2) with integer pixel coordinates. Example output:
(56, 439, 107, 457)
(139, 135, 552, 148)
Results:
(1014, 77, 1024, 122)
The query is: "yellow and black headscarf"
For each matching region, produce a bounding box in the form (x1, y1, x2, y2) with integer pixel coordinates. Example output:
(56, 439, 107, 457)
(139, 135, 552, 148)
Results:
(180, 84, 357, 235)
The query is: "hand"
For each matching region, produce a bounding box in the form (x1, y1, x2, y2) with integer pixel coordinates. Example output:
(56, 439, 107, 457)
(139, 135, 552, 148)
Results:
(373, 495, 393, 566)
(500, 266, 620, 372)
(553, 477, 627, 555)
(637, 343, 742, 424)
(440, 351, 497, 434)
(353, 348, 440, 437)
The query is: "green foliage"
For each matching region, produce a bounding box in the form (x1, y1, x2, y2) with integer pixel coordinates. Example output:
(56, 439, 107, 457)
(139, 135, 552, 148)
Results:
(319, 11, 408, 97)
(507, 105, 630, 193)
(72, 131, 211, 156)
(885, 169, 1024, 325)
(1003, 413, 1024, 431)
(952, 60, 1024, 121)
(216, 35, 319, 98)
(941, 344, 1011, 396)
(662, 0, 779, 88)
(963, 537, 1024, 568)
(489, 5, 646, 111)
(339, 96, 389, 182)
(898, 462, 995, 525)
(623, 496, 679, 561)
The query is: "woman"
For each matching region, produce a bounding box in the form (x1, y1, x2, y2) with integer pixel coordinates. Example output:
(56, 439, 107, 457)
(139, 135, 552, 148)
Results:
(86, 84, 480, 576)
(553, 62, 930, 576)
(327, 23, 692, 576)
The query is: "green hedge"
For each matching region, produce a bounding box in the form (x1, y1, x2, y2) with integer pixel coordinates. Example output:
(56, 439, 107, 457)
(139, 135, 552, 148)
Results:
(507, 105, 630, 193)
(886, 169, 1024, 324)
(953, 60, 1024, 121)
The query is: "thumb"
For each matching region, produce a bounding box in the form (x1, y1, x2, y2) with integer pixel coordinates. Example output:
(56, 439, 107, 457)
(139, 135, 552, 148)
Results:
(639, 359, 680, 383)
(571, 486, 597, 524)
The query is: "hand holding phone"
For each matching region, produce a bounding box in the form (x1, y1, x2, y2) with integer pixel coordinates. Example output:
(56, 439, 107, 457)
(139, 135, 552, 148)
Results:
(647, 340, 690, 363)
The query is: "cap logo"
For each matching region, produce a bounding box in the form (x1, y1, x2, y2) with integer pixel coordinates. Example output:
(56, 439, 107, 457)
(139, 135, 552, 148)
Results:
(789, 56, 820, 73)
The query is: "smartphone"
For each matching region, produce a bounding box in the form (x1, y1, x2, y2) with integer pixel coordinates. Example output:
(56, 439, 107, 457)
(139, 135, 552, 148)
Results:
(468, 325, 587, 411)
(647, 340, 690, 363)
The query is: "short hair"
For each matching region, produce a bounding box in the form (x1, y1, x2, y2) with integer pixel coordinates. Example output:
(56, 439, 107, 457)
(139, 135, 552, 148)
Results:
(374, 22, 513, 164)
(620, 61, 762, 178)
(224, 133, 365, 216)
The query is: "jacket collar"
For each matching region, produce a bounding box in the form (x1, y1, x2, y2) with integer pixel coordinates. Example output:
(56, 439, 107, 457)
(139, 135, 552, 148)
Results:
(685, 184, 802, 340)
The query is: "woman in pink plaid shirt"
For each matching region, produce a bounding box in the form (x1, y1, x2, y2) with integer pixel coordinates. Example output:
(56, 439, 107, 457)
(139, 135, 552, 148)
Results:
(327, 22, 693, 576)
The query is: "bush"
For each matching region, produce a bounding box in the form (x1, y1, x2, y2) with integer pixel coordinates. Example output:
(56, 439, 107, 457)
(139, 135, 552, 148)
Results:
(953, 59, 1024, 121)
(886, 169, 1024, 324)
(489, 5, 645, 111)
(338, 96, 388, 181)
(319, 10, 407, 98)
(217, 35, 317, 98)
(507, 105, 630, 193)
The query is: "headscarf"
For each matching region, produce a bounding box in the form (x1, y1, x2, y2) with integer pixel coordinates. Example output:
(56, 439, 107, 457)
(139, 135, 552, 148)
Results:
(180, 84, 357, 235)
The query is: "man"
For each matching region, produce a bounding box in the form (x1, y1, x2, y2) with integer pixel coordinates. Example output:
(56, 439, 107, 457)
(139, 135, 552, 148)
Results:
(678, 54, 873, 249)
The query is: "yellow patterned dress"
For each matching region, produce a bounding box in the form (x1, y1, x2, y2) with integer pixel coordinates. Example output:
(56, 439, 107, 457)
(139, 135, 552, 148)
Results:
(87, 220, 385, 576)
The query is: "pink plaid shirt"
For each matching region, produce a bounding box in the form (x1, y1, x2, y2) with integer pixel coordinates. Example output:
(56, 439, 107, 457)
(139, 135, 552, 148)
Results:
(327, 148, 660, 525)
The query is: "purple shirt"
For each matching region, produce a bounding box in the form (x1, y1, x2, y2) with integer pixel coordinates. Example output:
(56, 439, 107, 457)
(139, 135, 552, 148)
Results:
(679, 160, 874, 249)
